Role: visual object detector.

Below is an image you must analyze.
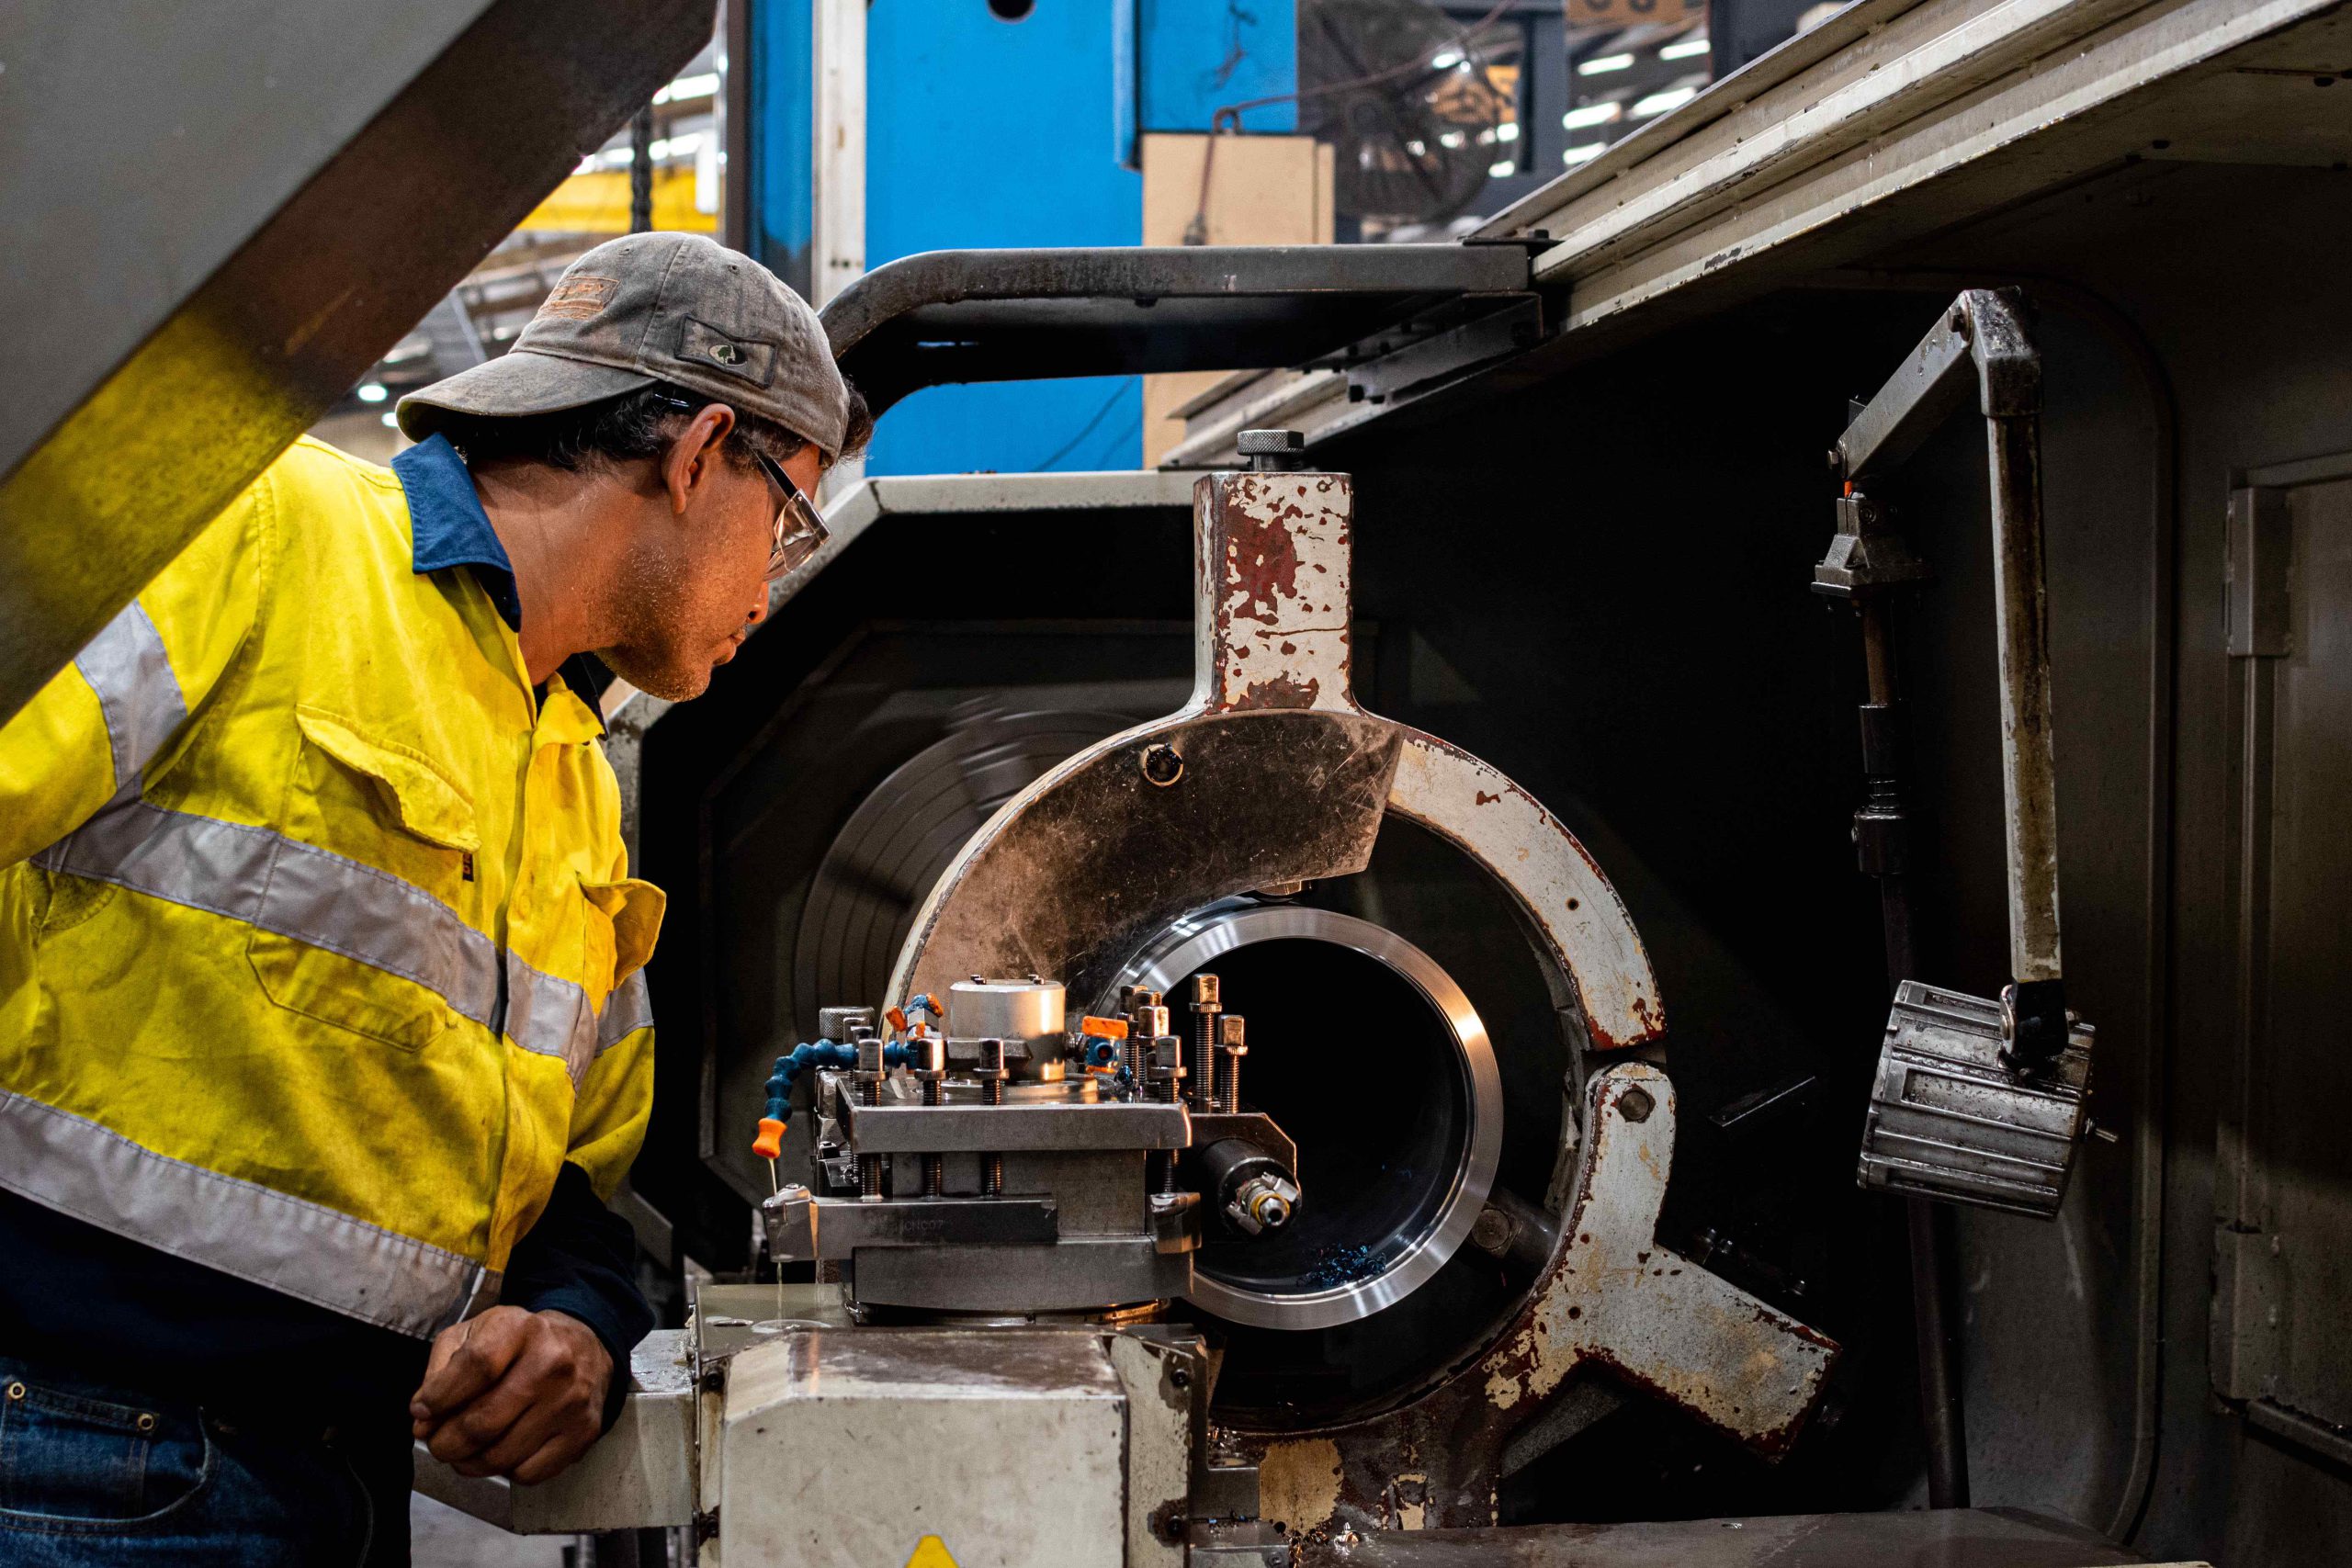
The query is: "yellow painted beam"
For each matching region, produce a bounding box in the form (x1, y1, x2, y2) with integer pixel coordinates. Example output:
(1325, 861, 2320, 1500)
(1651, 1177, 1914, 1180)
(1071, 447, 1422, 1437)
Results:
(519, 167, 716, 235)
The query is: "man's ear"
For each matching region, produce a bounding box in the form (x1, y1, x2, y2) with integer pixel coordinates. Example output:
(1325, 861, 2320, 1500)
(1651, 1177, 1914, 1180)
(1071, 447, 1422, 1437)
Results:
(661, 403, 738, 516)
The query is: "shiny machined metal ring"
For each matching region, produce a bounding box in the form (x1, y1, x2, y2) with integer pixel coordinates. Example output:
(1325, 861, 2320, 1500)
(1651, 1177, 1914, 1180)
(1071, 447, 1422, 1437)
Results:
(1104, 903, 1504, 1332)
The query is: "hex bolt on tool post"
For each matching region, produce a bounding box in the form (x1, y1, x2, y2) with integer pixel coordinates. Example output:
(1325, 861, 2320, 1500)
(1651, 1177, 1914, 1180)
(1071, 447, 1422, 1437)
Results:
(1188, 974, 1222, 1114)
(1132, 999, 1170, 1108)
(855, 1033, 888, 1202)
(1145, 1031, 1187, 1196)
(974, 1037, 1008, 1198)
(1120, 987, 1157, 1089)
(910, 1034, 947, 1198)
(1215, 1014, 1248, 1114)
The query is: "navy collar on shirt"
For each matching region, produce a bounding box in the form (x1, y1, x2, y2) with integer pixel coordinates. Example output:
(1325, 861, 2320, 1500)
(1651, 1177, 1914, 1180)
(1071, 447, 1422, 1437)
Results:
(394, 433, 525, 630)
(390, 432, 614, 710)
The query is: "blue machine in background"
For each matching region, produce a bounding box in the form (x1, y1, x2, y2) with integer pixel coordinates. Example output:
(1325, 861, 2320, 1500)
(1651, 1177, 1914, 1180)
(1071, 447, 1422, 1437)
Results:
(747, 0, 1297, 476)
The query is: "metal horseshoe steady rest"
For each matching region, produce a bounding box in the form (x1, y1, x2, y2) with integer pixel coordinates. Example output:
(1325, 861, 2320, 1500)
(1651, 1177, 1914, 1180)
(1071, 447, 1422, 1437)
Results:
(1818, 288, 2099, 1223)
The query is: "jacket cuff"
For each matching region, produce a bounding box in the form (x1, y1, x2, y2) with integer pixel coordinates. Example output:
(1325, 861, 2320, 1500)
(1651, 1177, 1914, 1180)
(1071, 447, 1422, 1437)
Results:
(526, 1289, 642, 1433)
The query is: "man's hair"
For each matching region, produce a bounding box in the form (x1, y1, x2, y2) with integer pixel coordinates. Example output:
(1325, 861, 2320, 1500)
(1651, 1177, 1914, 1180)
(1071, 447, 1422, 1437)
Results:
(440, 378, 873, 476)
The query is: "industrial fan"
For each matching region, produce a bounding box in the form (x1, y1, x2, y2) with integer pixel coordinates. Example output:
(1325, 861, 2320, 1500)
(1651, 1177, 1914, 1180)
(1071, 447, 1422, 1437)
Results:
(1296, 0, 1520, 229)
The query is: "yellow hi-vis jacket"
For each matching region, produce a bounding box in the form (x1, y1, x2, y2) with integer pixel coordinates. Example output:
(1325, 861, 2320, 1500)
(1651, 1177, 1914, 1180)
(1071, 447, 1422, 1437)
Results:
(0, 437, 662, 1338)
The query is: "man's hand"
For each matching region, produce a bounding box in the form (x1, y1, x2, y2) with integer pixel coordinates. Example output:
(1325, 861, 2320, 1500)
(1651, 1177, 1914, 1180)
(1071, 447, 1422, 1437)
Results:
(410, 1307, 613, 1484)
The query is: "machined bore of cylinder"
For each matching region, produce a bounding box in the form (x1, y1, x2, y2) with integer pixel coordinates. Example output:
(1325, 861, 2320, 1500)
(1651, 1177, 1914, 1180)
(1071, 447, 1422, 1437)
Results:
(1106, 901, 1507, 1334)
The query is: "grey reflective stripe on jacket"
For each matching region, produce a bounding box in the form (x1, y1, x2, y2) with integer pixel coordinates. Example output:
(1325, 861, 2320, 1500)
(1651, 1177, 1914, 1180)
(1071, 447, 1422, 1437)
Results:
(504, 948, 596, 1079)
(0, 1091, 498, 1337)
(75, 599, 187, 801)
(597, 970, 654, 1056)
(36, 598, 650, 1073)
(39, 799, 642, 1079)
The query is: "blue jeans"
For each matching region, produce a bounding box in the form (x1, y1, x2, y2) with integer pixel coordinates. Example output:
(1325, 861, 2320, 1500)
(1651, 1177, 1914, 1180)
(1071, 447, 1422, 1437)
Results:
(0, 1358, 388, 1566)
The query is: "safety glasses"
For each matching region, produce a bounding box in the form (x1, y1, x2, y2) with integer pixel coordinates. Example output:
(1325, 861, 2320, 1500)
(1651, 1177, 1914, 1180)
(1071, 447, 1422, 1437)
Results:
(747, 446, 828, 581)
(653, 394, 829, 581)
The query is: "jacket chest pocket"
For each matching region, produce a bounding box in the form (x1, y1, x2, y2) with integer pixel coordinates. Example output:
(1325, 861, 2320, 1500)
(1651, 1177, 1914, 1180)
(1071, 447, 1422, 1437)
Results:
(509, 872, 663, 1085)
(580, 876, 662, 1007)
(247, 707, 494, 1051)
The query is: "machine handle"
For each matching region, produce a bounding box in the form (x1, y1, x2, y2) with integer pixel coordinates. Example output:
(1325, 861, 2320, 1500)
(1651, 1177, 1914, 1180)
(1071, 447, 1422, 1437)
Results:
(1836, 288, 2067, 1069)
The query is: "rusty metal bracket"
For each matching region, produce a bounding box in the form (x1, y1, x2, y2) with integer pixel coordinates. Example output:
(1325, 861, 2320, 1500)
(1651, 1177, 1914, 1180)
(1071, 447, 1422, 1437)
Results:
(1484, 1064, 1838, 1452)
(883, 451, 1830, 1554)
(1240, 1064, 1838, 1557)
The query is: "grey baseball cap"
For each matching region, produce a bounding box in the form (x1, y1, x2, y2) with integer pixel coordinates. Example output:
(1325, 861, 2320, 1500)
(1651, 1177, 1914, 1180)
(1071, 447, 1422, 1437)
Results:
(397, 232, 852, 457)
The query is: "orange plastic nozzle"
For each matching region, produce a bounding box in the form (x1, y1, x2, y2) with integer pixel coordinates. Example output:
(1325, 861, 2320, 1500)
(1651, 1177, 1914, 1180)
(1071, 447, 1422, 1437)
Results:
(884, 1006, 909, 1032)
(1080, 1016, 1129, 1039)
(752, 1116, 786, 1160)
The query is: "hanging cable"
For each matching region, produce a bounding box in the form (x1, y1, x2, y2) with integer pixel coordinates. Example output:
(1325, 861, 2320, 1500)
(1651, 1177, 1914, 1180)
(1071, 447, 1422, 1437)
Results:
(1182, 0, 1516, 245)
(1035, 384, 1130, 471)
(629, 105, 655, 232)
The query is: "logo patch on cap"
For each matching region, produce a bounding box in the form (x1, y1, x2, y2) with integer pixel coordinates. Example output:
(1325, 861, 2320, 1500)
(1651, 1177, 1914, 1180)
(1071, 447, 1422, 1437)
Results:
(538, 274, 618, 322)
(678, 318, 777, 386)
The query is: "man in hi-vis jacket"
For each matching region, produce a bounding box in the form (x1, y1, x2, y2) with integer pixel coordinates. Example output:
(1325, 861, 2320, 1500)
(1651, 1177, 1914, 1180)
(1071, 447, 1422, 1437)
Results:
(0, 232, 868, 1565)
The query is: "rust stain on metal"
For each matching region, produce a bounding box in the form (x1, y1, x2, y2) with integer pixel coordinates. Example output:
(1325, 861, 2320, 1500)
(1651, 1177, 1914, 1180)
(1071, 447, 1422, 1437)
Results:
(1203, 472, 1356, 716)
(1238, 673, 1322, 711)
(1226, 502, 1306, 625)
(1259, 1438, 1344, 1540)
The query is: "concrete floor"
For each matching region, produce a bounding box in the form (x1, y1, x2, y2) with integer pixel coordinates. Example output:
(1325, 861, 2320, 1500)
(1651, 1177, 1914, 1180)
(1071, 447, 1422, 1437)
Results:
(411, 1494, 568, 1568)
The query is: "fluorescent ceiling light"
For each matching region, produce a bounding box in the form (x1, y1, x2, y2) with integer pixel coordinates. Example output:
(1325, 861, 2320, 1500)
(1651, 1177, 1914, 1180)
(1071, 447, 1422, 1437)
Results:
(1632, 86, 1698, 118)
(1487, 160, 1516, 178)
(356, 383, 388, 404)
(1431, 51, 1463, 70)
(381, 412, 401, 427)
(1562, 101, 1623, 130)
(1563, 141, 1605, 165)
(1659, 36, 1710, 61)
(1577, 52, 1634, 75)
(1494, 120, 1520, 141)
(652, 72, 719, 106)
(1440, 130, 1465, 150)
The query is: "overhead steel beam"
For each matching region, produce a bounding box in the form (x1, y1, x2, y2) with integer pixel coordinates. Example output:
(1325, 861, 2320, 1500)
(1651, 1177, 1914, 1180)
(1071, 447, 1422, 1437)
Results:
(1158, 0, 2343, 468)
(1508, 0, 2342, 332)
(0, 0, 717, 728)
